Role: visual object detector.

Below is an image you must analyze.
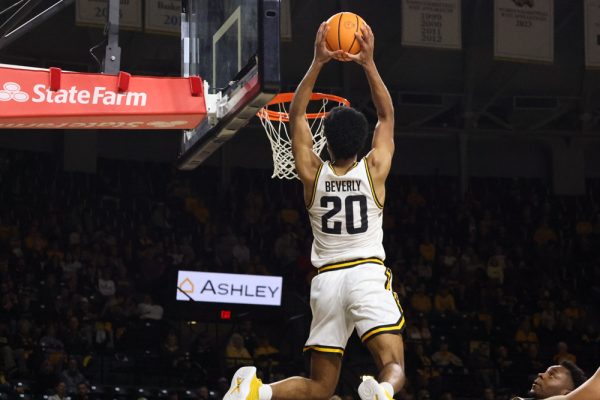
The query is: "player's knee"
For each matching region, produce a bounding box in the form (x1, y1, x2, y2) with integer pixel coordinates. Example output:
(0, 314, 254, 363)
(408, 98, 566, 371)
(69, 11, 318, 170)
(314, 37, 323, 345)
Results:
(312, 380, 336, 400)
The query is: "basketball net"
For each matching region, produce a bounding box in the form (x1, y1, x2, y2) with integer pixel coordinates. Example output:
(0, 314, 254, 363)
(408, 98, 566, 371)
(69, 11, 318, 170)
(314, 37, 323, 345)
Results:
(257, 93, 350, 180)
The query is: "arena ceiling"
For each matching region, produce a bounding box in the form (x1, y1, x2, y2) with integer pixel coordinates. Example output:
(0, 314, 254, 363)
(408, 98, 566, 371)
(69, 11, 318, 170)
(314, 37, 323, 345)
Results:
(0, 0, 599, 138)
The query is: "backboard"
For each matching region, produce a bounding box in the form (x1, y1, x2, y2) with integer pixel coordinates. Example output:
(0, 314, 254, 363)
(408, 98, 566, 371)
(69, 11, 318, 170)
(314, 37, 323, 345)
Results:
(177, 0, 280, 170)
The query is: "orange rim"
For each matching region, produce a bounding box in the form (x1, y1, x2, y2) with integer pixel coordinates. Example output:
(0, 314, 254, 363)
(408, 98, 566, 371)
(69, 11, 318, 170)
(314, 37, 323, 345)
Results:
(258, 92, 350, 122)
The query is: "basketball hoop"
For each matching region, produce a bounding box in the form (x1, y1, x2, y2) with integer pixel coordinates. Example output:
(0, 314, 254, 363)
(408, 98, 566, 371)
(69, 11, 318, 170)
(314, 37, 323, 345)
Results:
(257, 92, 350, 180)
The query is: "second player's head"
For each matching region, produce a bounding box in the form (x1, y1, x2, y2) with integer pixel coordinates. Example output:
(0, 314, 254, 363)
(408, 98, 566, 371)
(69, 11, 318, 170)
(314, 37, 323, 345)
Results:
(528, 361, 587, 398)
(324, 106, 368, 161)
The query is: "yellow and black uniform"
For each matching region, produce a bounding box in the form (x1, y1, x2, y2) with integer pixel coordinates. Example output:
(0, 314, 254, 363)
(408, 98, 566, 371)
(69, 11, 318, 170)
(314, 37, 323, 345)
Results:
(303, 157, 405, 356)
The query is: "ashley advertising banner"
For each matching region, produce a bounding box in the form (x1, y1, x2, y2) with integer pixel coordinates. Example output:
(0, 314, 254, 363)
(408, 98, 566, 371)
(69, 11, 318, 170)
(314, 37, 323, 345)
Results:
(585, 0, 600, 68)
(177, 271, 283, 306)
(0, 66, 206, 130)
(494, 0, 554, 63)
(402, 0, 462, 49)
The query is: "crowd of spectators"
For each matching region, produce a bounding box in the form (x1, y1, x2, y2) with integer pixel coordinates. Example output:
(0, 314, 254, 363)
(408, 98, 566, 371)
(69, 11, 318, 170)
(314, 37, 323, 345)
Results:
(0, 150, 598, 399)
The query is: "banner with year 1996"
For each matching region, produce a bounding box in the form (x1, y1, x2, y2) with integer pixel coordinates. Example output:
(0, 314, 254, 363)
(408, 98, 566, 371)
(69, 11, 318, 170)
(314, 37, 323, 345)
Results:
(402, 0, 461, 50)
(494, 0, 553, 63)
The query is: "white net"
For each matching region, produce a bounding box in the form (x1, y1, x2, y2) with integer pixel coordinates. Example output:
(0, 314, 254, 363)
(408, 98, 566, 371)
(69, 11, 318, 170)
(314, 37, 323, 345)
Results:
(258, 95, 348, 180)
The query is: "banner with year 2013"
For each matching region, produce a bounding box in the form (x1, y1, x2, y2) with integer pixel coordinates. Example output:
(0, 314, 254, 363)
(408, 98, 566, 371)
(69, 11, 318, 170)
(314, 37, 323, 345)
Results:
(494, 0, 553, 63)
(401, 0, 462, 50)
(584, 0, 600, 68)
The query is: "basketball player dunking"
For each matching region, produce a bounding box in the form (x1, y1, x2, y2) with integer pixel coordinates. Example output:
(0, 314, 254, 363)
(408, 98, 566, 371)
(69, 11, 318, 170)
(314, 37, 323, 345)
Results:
(224, 22, 406, 400)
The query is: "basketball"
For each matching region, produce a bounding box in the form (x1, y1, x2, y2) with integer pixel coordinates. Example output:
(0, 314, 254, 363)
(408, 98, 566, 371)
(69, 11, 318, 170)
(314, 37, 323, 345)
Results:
(325, 12, 366, 56)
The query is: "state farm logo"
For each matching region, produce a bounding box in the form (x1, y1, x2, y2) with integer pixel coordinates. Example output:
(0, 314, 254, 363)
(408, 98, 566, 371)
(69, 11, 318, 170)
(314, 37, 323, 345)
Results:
(0, 82, 29, 102)
(0, 82, 147, 107)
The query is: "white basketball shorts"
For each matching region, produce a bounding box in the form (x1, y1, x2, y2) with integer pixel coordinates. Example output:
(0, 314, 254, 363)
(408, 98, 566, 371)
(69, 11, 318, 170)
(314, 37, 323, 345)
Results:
(303, 259, 405, 356)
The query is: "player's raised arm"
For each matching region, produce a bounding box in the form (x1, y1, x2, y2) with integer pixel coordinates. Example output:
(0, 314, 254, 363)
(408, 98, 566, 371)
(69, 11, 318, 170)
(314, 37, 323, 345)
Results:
(289, 22, 344, 197)
(345, 25, 394, 183)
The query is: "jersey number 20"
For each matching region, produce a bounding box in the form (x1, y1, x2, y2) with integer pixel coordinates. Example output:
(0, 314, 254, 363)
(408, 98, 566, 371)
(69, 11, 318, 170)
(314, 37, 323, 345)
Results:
(321, 195, 368, 234)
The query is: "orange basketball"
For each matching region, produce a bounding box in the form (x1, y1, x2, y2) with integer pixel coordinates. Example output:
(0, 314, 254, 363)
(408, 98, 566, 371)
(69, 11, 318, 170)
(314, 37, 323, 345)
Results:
(325, 12, 366, 56)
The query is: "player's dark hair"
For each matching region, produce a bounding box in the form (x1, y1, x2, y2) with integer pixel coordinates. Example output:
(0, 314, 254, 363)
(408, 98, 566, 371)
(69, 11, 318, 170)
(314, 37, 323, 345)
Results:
(561, 361, 587, 390)
(323, 106, 369, 160)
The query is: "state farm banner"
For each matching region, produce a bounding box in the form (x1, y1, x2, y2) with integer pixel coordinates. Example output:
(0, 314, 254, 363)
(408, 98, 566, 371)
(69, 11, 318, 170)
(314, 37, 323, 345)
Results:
(177, 271, 283, 306)
(0, 66, 206, 130)
(402, 0, 461, 49)
(494, 0, 554, 63)
(585, 0, 600, 68)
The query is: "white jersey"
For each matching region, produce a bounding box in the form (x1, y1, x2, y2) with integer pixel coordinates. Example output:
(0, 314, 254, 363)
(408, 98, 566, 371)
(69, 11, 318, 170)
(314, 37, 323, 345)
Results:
(307, 157, 385, 269)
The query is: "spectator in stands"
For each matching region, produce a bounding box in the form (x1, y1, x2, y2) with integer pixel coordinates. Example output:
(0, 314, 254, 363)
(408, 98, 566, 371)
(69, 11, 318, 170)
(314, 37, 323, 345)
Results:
(515, 318, 539, 352)
(253, 334, 280, 372)
(48, 381, 67, 400)
(416, 388, 431, 400)
(418, 236, 436, 263)
(486, 255, 505, 286)
(533, 219, 557, 246)
(39, 324, 65, 367)
(483, 387, 496, 400)
(468, 342, 495, 389)
(232, 236, 251, 270)
(411, 343, 439, 389)
(406, 317, 432, 346)
(410, 284, 433, 315)
(431, 342, 464, 372)
(62, 316, 90, 356)
(13, 319, 35, 376)
(137, 295, 163, 320)
(161, 332, 183, 370)
(433, 285, 457, 316)
(239, 320, 258, 355)
(196, 385, 212, 400)
(75, 382, 91, 400)
(60, 357, 87, 394)
(224, 333, 253, 371)
(552, 342, 576, 364)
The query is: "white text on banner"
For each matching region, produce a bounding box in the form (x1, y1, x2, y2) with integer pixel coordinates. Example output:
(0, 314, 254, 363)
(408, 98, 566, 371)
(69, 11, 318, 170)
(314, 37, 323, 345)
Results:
(76, 0, 142, 30)
(494, 0, 553, 63)
(401, 0, 462, 50)
(585, 0, 600, 68)
(145, 0, 181, 36)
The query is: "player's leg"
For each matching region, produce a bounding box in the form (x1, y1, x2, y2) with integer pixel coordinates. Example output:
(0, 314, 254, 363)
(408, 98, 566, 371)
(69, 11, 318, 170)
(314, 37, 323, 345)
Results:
(364, 333, 406, 391)
(270, 351, 342, 400)
(349, 264, 407, 399)
(222, 352, 341, 400)
(224, 269, 349, 400)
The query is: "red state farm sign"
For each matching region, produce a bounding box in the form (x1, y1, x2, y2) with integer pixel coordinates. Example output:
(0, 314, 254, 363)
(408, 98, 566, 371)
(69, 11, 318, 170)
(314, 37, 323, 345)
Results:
(0, 66, 207, 130)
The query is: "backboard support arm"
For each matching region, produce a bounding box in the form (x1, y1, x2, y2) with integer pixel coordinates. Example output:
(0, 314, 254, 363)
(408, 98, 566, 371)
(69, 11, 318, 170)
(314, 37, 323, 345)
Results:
(103, 0, 121, 74)
(0, 0, 73, 50)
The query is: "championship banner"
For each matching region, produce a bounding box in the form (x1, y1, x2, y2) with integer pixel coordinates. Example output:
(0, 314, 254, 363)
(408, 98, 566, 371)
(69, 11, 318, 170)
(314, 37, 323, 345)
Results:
(494, 0, 554, 63)
(401, 0, 461, 49)
(145, 0, 181, 35)
(585, 0, 600, 68)
(0, 66, 206, 130)
(177, 271, 283, 306)
(76, 0, 143, 30)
